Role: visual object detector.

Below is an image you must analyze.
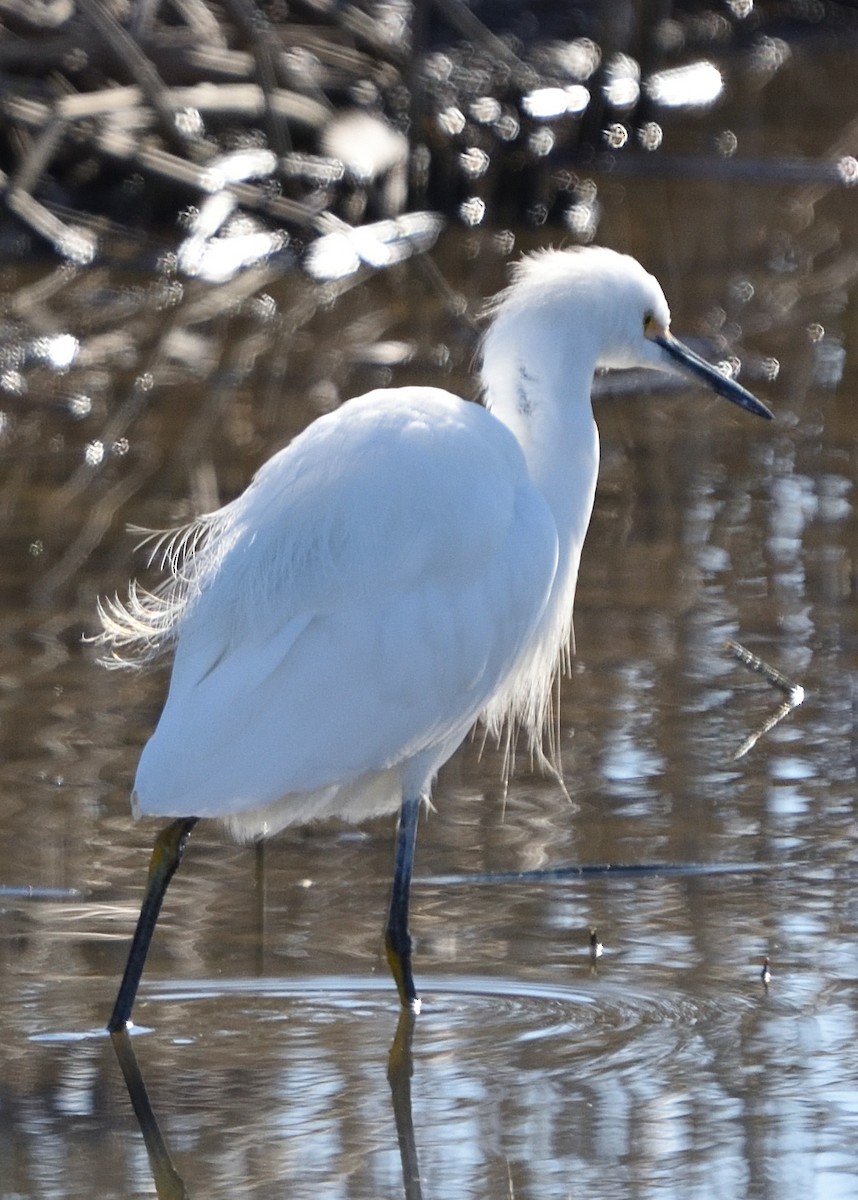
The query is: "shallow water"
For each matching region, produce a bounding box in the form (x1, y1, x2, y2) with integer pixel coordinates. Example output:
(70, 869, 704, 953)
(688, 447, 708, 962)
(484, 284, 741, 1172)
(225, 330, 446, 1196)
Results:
(4, 20, 858, 1200)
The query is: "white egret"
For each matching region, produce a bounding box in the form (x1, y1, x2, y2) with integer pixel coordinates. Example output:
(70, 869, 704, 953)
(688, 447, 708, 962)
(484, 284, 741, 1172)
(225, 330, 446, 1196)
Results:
(99, 246, 772, 1029)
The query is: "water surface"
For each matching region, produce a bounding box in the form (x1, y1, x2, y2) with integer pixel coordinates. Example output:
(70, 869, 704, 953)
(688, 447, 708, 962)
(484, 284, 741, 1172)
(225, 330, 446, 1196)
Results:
(3, 20, 858, 1200)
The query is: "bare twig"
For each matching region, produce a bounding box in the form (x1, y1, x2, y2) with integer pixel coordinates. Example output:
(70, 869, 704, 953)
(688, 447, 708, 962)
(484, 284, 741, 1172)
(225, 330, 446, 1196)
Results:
(222, 0, 292, 156)
(727, 639, 806, 759)
(75, 0, 204, 159)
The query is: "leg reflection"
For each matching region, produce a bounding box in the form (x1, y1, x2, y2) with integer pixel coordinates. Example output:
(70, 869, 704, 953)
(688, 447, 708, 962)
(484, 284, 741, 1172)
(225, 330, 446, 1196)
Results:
(110, 1029, 190, 1200)
(112, 1009, 424, 1199)
(387, 1007, 423, 1200)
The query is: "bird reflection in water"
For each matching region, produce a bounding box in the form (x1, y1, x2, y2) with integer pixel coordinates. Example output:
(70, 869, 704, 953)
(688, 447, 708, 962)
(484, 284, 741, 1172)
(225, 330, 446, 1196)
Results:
(110, 1009, 425, 1200)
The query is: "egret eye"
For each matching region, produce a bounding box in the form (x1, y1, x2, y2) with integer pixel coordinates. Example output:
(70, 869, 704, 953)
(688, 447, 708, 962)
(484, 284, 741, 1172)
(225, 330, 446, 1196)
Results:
(643, 311, 658, 337)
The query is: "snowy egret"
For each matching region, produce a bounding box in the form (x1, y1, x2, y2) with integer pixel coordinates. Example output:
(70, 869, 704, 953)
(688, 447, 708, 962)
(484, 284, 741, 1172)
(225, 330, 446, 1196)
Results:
(99, 246, 772, 1030)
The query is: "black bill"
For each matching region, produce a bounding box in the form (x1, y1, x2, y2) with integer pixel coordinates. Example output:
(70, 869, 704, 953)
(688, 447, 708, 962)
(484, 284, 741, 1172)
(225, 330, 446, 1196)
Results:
(655, 331, 774, 420)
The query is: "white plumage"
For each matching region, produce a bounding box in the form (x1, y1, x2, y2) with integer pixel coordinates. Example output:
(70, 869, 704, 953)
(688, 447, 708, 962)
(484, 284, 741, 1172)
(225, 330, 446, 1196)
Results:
(102, 388, 558, 836)
(101, 246, 771, 1026)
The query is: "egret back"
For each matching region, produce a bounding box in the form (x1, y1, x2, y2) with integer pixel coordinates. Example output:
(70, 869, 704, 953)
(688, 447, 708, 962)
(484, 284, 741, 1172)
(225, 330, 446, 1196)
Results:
(124, 388, 559, 835)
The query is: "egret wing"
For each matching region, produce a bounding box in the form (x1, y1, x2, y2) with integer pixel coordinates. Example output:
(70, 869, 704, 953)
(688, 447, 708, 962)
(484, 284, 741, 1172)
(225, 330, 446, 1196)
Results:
(131, 388, 559, 819)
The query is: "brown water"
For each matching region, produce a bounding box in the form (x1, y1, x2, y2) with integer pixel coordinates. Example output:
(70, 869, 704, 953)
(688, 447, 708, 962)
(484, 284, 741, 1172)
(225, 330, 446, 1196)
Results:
(4, 30, 858, 1200)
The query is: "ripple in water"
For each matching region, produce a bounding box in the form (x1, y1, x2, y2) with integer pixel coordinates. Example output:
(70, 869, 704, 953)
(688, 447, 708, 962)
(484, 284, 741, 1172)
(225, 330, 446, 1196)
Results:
(132, 971, 757, 1069)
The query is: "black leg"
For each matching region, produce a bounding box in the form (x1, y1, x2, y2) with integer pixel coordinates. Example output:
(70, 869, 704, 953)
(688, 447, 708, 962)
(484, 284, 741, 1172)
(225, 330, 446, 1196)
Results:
(384, 795, 421, 1014)
(108, 817, 198, 1032)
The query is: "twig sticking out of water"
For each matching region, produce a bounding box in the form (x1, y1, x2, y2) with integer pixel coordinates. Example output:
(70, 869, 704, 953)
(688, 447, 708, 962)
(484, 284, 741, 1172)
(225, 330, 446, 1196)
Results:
(727, 639, 805, 759)
(588, 927, 603, 973)
(761, 956, 771, 991)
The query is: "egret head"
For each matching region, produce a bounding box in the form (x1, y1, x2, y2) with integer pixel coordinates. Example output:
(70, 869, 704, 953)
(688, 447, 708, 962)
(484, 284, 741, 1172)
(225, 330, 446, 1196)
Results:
(483, 246, 772, 420)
